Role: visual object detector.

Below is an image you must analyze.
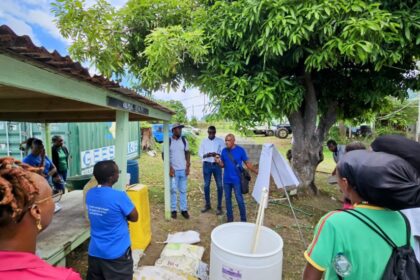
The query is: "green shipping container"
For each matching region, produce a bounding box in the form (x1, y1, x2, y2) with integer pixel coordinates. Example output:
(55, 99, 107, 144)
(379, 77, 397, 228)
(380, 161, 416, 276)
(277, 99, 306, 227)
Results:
(0, 121, 141, 177)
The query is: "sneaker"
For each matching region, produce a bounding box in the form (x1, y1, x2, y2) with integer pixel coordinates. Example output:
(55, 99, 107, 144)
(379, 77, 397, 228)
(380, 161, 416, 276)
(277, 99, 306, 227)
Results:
(181, 211, 190, 219)
(201, 206, 211, 213)
(171, 211, 177, 219)
(54, 203, 62, 213)
(216, 208, 223, 216)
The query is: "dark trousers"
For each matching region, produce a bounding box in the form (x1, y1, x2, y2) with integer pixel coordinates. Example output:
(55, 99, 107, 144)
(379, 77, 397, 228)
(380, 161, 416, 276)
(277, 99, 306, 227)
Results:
(53, 170, 67, 192)
(224, 183, 247, 222)
(203, 162, 223, 209)
(59, 170, 68, 182)
(87, 248, 133, 280)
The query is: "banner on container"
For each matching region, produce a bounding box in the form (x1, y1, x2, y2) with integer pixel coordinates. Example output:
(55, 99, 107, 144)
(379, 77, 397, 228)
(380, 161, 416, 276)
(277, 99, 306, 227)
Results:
(81, 141, 138, 174)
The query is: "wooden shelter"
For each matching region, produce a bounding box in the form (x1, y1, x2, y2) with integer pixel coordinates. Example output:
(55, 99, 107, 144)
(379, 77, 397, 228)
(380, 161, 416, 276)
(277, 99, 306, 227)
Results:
(0, 25, 175, 264)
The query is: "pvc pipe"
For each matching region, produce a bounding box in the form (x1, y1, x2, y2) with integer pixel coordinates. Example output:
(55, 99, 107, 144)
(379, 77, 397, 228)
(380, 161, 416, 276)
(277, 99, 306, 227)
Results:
(252, 188, 268, 253)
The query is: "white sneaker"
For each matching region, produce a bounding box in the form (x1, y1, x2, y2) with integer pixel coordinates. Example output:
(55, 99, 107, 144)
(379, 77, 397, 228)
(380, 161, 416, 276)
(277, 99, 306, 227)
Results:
(54, 203, 62, 213)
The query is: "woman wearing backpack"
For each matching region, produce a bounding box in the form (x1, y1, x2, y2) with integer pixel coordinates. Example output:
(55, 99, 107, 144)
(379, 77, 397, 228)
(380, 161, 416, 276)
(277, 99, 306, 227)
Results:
(303, 150, 420, 280)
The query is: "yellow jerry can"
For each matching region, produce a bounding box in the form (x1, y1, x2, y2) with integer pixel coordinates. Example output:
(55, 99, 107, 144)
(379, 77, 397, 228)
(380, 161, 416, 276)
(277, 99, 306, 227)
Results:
(126, 184, 152, 250)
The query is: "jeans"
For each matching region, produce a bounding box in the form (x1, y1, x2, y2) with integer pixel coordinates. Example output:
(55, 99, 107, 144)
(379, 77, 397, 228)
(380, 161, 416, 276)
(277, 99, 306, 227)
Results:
(58, 170, 68, 182)
(203, 162, 223, 209)
(224, 183, 247, 222)
(171, 169, 188, 211)
(53, 170, 67, 192)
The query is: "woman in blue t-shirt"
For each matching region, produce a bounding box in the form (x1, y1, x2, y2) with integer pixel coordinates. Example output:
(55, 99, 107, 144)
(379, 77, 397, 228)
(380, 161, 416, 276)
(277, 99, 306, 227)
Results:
(86, 160, 138, 280)
(23, 139, 57, 182)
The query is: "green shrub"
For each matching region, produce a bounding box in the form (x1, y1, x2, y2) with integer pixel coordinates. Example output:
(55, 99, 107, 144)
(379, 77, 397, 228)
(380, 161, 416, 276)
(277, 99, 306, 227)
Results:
(326, 127, 348, 144)
(184, 133, 199, 155)
(374, 126, 407, 137)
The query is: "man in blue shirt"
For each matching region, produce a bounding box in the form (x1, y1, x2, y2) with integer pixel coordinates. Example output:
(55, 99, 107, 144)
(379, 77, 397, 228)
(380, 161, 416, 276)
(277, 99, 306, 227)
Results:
(86, 160, 138, 280)
(215, 134, 258, 222)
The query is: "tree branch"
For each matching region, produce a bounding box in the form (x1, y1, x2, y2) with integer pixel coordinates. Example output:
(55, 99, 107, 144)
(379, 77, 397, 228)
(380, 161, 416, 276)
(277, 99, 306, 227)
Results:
(317, 101, 338, 142)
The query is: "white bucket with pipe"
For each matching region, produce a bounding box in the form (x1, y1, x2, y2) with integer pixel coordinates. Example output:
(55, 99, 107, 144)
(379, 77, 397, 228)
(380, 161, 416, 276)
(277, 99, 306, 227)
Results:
(210, 222, 283, 280)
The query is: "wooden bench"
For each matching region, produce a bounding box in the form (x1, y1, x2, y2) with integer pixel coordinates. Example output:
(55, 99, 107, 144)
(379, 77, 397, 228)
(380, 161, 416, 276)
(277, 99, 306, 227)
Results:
(37, 190, 90, 266)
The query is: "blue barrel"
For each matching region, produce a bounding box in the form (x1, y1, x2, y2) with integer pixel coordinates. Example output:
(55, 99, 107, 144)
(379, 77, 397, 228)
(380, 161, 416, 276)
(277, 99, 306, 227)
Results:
(127, 160, 139, 185)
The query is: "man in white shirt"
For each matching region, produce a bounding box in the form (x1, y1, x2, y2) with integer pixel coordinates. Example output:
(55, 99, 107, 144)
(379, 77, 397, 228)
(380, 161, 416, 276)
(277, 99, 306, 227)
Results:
(199, 126, 225, 215)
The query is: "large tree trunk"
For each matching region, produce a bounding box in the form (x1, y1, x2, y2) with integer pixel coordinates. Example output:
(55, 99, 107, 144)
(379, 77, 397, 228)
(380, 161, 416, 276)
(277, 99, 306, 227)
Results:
(288, 72, 337, 194)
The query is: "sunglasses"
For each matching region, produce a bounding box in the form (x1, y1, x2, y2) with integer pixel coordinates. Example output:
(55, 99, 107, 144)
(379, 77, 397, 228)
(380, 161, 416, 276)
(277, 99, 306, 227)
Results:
(14, 191, 63, 224)
(35, 191, 63, 204)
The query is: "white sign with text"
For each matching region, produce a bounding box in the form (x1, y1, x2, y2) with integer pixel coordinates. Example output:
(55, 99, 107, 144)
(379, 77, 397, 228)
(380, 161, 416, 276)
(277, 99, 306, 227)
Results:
(81, 141, 139, 171)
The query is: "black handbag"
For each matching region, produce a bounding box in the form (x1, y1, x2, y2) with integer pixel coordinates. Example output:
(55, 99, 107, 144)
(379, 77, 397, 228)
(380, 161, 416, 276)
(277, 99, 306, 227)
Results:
(226, 150, 251, 194)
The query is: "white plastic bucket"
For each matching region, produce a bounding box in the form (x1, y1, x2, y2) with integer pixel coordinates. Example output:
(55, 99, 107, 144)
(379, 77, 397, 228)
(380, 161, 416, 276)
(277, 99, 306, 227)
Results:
(210, 222, 283, 280)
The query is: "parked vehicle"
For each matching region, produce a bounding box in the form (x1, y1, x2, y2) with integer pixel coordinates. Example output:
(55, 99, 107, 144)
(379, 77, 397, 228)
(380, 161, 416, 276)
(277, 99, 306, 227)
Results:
(184, 125, 200, 135)
(275, 124, 292, 139)
(347, 125, 372, 138)
(251, 125, 277, 136)
(152, 124, 196, 143)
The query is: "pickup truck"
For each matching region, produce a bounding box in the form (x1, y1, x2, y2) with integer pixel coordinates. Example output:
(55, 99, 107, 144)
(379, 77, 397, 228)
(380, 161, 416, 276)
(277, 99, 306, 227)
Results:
(275, 124, 292, 139)
(251, 125, 278, 137)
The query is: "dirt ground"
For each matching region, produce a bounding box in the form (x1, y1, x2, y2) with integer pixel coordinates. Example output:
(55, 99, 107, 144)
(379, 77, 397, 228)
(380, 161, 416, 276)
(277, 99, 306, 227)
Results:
(67, 136, 341, 279)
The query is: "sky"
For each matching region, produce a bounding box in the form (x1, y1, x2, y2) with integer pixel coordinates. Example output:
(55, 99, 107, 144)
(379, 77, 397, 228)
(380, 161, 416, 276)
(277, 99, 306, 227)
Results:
(0, 0, 207, 120)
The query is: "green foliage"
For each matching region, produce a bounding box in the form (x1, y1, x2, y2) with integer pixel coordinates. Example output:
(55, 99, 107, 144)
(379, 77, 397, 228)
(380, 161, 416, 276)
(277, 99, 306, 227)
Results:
(375, 97, 418, 130)
(375, 126, 407, 137)
(184, 133, 198, 155)
(53, 0, 420, 188)
(190, 116, 198, 127)
(158, 100, 188, 124)
(326, 127, 341, 142)
(52, 0, 419, 125)
(140, 121, 152, 128)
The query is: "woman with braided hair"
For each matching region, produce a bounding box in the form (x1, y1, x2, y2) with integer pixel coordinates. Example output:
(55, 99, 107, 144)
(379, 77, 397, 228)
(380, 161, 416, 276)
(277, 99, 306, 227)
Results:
(0, 157, 81, 279)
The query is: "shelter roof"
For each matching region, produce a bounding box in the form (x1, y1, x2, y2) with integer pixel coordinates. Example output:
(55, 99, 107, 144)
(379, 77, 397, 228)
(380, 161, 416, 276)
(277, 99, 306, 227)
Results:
(0, 25, 174, 119)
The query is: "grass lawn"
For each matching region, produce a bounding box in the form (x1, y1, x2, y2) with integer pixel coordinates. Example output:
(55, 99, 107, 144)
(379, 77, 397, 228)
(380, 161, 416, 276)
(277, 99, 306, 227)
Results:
(67, 135, 342, 279)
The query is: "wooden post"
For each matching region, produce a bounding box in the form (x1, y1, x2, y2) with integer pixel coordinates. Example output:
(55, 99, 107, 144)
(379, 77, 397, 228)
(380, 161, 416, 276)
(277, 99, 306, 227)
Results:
(163, 122, 171, 219)
(43, 123, 52, 158)
(115, 110, 129, 190)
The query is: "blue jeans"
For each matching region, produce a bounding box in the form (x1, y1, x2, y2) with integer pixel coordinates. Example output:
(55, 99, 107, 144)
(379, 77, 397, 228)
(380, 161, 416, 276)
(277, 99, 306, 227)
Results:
(53, 170, 67, 192)
(171, 169, 188, 211)
(224, 183, 247, 222)
(59, 170, 68, 182)
(203, 162, 223, 209)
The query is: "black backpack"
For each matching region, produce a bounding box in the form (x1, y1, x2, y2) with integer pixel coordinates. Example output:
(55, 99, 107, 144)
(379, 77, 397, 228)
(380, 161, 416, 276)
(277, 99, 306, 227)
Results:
(343, 209, 420, 280)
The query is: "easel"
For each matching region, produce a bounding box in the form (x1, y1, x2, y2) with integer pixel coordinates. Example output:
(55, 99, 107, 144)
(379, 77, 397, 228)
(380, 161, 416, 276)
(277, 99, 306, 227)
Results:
(251, 144, 308, 253)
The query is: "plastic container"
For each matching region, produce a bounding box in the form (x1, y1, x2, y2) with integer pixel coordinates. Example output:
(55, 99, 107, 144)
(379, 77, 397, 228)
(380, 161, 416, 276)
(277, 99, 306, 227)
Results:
(127, 160, 139, 185)
(210, 222, 283, 280)
(66, 174, 92, 190)
(126, 184, 151, 250)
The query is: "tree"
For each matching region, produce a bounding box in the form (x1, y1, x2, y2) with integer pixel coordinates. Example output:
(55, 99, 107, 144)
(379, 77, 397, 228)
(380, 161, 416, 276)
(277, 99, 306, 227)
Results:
(376, 97, 418, 131)
(158, 100, 188, 124)
(53, 0, 419, 193)
(190, 116, 198, 127)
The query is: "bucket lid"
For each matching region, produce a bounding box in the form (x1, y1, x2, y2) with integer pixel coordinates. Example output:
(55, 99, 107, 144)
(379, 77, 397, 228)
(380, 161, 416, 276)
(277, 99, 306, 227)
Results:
(211, 222, 283, 258)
